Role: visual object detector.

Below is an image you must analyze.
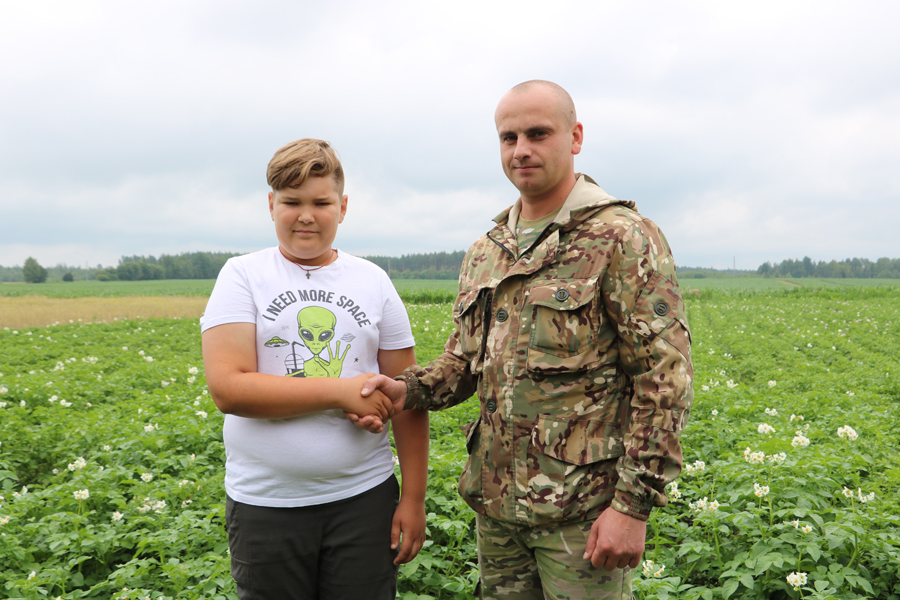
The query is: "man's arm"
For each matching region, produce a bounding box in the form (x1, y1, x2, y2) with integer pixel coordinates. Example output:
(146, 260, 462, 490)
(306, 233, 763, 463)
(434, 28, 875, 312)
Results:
(202, 322, 394, 420)
(378, 347, 428, 565)
(585, 219, 693, 569)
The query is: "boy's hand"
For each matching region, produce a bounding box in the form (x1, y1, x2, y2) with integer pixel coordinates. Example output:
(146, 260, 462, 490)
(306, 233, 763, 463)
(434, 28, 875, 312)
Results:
(346, 374, 409, 432)
(360, 374, 408, 413)
(340, 374, 394, 424)
(391, 496, 427, 565)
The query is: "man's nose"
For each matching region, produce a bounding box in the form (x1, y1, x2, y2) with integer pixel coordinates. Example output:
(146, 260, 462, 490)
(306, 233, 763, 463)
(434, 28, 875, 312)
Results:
(514, 139, 532, 161)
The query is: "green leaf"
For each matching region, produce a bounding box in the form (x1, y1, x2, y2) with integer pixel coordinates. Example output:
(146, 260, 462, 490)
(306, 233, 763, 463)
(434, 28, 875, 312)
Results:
(721, 579, 739, 600)
(739, 573, 755, 589)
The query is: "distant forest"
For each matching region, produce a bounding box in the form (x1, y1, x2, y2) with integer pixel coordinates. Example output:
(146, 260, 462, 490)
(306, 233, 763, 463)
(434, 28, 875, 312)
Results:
(0, 252, 242, 282)
(755, 257, 900, 279)
(2, 252, 899, 282)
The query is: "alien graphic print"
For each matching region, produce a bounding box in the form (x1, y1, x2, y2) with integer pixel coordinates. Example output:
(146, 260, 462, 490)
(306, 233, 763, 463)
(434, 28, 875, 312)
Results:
(201, 247, 414, 507)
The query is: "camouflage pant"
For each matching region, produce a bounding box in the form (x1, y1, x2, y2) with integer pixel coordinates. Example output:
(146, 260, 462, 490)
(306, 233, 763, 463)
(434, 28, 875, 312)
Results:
(476, 514, 633, 600)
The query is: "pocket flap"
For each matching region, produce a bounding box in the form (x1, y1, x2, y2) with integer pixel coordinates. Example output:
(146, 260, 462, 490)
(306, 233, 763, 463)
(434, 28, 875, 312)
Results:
(528, 278, 597, 311)
(531, 416, 623, 465)
(630, 272, 685, 338)
(455, 287, 488, 319)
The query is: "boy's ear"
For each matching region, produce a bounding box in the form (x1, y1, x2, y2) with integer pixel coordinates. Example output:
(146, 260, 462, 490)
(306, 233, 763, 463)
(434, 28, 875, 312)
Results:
(339, 194, 348, 223)
(268, 191, 275, 220)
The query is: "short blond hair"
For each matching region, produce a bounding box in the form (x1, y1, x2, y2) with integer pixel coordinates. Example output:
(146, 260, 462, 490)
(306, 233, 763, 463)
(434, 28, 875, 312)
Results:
(266, 138, 345, 194)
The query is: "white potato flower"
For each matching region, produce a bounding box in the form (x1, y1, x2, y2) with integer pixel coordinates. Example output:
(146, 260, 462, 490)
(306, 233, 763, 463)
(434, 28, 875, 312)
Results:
(73, 489, 90, 500)
(791, 432, 810, 448)
(786, 571, 807, 590)
(837, 426, 858, 440)
(140, 473, 153, 483)
(757, 423, 776, 435)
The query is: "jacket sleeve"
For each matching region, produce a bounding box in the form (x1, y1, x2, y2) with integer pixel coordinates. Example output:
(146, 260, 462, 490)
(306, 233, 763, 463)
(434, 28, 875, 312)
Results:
(401, 285, 487, 412)
(600, 218, 693, 520)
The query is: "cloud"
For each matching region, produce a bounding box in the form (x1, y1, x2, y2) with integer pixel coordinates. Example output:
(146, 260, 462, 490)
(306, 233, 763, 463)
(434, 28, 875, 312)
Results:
(1, 0, 899, 270)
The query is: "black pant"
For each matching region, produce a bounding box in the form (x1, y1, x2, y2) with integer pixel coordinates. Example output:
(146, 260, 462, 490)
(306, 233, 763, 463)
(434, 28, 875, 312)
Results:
(226, 476, 400, 600)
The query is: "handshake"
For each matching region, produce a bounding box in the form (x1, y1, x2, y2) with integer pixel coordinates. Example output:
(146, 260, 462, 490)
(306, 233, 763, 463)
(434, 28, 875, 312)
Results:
(342, 373, 410, 433)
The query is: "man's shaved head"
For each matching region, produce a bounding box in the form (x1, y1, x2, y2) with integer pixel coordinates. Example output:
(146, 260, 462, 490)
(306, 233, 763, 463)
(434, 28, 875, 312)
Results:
(493, 80, 583, 207)
(500, 80, 577, 127)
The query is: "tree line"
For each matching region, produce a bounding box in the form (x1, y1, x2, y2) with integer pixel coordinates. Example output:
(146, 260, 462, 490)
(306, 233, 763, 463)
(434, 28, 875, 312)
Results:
(362, 251, 466, 280)
(93, 252, 244, 281)
(4, 253, 900, 283)
(757, 257, 900, 279)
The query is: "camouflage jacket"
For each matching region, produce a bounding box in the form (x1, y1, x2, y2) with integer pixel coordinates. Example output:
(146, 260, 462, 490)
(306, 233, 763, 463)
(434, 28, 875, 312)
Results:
(402, 175, 693, 527)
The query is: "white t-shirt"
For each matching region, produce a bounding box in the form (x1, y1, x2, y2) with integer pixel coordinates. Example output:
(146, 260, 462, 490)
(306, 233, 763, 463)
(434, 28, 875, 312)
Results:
(200, 247, 415, 507)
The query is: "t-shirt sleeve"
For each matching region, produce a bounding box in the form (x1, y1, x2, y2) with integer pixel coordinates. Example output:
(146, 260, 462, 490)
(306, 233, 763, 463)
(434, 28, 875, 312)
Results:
(199, 258, 259, 332)
(377, 274, 415, 350)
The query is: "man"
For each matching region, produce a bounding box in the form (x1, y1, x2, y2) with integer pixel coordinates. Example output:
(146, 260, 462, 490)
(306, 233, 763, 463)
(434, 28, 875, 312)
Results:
(361, 80, 693, 599)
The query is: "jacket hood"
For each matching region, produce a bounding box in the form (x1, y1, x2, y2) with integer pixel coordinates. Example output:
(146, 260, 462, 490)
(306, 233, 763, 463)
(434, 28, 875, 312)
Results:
(494, 174, 637, 232)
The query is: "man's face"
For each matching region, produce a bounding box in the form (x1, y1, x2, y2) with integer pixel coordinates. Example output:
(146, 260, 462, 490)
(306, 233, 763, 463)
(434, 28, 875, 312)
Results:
(495, 87, 583, 203)
(268, 176, 347, 266)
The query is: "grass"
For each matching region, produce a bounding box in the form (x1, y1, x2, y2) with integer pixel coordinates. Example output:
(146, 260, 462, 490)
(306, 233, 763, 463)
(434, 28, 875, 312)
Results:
(0, 281, 217, 299)
(681, 278, 900, 291)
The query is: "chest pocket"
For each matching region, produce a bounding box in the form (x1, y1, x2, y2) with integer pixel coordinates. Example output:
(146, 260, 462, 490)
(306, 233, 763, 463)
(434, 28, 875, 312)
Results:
(526, 280, 601, 373)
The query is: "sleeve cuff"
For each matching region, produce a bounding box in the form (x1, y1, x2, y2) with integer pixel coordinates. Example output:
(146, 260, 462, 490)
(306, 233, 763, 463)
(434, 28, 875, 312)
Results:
(395, 371, 421, 410)
(611, 493, 654, 522)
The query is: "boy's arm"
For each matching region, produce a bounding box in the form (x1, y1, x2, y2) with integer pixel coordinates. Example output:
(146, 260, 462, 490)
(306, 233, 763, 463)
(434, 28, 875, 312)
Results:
(379, 347, 428, 565)
(202, 322, 394, 420)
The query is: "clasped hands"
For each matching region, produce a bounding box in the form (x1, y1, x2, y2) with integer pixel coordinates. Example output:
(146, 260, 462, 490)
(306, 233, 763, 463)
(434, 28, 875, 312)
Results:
(342, 373, 407, 433)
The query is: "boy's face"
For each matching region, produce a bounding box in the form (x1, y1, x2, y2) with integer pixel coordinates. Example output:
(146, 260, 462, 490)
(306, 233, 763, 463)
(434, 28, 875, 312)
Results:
(269, 176, 347, 266)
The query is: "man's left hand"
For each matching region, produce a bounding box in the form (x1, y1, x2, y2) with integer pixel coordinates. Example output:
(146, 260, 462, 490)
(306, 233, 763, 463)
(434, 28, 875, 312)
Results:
(583, 507, 646, 571)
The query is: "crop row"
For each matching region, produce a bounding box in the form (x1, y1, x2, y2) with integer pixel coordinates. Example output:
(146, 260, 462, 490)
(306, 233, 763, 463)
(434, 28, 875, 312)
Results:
(1, 289, 899, 599)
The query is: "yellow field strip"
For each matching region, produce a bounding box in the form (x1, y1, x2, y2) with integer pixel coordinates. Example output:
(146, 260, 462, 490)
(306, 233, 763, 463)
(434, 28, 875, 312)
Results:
(0, 296, 209, 329)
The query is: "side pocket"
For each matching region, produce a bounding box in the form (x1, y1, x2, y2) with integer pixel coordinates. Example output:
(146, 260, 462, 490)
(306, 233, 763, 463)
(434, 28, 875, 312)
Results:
(526, 416, 623, 523)
(457, 418, 484, 508)
(225, 496, 252, 588)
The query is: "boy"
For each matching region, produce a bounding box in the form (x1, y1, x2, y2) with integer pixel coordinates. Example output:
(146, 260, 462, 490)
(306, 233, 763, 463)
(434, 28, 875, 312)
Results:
(201, 138, 428, 600)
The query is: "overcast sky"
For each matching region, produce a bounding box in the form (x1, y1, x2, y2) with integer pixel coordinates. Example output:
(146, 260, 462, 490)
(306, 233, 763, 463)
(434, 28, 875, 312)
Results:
(2, 0, 898, 271)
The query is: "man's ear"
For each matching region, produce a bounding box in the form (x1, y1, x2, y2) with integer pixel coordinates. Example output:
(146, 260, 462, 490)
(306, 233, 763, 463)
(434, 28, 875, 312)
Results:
(268, 191, 275, 221)
(571, 122, 584, 156)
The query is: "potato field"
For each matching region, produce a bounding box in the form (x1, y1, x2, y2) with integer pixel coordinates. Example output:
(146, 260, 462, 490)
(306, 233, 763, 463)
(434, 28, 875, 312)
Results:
(0, 283, 898, 599)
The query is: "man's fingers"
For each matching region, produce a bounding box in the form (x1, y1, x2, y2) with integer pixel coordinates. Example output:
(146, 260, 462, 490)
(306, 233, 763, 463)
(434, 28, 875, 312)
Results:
(583, 523, 598, 560)
(360, 374, 385, 396)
